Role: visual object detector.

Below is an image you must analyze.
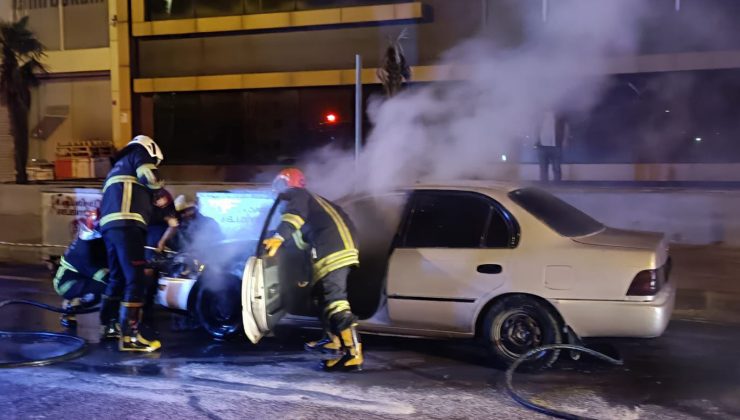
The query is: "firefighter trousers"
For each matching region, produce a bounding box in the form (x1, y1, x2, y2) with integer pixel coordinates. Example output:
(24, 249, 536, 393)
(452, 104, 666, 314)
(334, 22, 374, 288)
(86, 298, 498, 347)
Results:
(103, 227, 148, 304)
(313, 267, 356, 334)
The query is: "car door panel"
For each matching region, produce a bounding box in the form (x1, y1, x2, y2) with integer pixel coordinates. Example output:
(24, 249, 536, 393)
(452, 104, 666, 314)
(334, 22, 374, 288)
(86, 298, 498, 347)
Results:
(385, 190, 518, 332)
(386, 248, 509, 331)
(241, 198, 290, 344)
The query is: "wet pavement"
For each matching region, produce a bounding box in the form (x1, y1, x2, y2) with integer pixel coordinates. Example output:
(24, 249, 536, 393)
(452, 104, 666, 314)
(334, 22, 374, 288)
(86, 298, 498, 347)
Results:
(0, 266, 739, 419)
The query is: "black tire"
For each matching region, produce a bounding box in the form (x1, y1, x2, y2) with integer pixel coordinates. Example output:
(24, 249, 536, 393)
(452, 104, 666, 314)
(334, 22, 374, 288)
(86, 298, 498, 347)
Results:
(480, 295, 562, 370)
(195, 284, 242, 341)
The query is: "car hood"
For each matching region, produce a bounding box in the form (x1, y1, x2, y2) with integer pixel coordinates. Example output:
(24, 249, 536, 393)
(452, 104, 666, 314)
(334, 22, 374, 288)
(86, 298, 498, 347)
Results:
(572, 227, 665, 251)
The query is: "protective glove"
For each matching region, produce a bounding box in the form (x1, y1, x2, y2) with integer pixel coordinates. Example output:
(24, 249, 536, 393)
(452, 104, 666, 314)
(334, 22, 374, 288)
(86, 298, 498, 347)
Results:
(263, 235, 284, 257)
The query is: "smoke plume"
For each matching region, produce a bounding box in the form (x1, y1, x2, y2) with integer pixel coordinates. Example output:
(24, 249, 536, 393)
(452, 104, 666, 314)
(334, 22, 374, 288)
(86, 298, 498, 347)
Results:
(301, 0, 650, 199)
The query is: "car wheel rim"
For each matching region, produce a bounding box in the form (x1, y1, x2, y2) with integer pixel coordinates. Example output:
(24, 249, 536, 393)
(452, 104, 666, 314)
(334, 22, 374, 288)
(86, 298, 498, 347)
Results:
(493, 310, 543, 360)
(202, 290, 239, 334)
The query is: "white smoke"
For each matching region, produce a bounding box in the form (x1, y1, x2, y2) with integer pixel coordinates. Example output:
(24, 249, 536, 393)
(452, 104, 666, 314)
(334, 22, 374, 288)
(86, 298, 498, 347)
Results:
(301, 0, 650, 199)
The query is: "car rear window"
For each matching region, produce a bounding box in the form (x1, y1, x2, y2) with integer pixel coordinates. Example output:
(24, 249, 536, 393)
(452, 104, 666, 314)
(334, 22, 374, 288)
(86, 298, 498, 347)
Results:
(508, 188, 604, 237)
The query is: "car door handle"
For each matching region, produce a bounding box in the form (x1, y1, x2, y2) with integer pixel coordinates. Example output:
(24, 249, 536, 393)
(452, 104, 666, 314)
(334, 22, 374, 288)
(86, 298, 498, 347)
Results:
(477, 264, 502, 274)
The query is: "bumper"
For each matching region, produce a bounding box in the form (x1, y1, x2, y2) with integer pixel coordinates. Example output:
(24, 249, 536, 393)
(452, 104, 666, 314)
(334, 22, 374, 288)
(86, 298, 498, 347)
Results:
(156, 277, 197, 311)
(551, 282, 676, 338)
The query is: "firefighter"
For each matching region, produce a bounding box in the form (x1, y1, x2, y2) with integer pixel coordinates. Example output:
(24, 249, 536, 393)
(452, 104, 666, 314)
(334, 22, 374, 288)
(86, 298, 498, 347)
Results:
(172, 194, 223, 255)
(263, 168, 363, 371)
(142, 188, 179, 327)
(53, 209, 109, 328)
(98, 135, 164, 352)
(146, 188, 179, 260)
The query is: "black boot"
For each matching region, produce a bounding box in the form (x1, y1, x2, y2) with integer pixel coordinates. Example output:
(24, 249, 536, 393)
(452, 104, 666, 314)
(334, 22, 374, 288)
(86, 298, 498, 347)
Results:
(305, 331, 342, 355)
(322, 325, 363, 372)
(99, 296, 121, 340)
(119, 304, 161, 353)
(60, 299, 79, 328)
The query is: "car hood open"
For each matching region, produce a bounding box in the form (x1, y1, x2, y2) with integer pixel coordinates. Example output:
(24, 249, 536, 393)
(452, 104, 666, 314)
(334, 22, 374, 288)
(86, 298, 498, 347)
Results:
(572, 227, 665, 251)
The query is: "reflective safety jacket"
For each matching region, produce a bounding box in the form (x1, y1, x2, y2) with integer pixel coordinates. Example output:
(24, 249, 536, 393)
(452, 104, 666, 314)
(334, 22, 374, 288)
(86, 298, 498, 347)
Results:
(100, 145, 164, 231)
(276, 188, 359, 282)
(53, 237, 109, 296)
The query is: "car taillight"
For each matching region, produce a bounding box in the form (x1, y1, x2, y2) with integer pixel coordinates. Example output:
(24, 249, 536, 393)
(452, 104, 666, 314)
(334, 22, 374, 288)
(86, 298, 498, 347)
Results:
(627, 269, 662, 296)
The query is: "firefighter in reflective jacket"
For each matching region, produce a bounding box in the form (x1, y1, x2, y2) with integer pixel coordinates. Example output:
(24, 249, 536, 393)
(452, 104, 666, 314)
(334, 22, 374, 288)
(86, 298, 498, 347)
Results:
(263, 168, 363, 371)
(53, 209, 109, 328)
(98, 135, 164, 352)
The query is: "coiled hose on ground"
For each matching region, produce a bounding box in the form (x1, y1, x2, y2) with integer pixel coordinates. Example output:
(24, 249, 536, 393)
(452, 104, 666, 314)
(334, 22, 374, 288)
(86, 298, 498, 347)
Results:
(505, 344, 624, 420)
(0, 299, 97, 368)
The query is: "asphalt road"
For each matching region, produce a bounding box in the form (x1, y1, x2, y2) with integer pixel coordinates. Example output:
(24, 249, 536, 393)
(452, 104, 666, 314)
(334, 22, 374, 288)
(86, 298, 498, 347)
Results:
(0, 266, 738, 420)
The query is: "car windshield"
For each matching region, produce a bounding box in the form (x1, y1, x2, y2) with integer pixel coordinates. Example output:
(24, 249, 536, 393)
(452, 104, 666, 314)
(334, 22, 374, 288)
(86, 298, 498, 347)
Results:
(508, 187, 604, 237)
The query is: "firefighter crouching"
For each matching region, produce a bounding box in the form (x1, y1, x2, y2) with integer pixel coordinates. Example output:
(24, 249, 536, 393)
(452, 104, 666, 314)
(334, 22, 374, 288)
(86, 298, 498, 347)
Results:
(53, 209, 109, 328)
(263, 168, 364, 372)
(98, 135, 164, 352)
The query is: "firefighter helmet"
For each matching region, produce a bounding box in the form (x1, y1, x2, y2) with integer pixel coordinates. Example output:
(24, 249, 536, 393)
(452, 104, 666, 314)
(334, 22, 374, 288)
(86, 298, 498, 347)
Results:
(174, 194, 197, 212)
(78, 209, 101, 240)
(129, 135, 164, 166)
(272, 168, 306, 192)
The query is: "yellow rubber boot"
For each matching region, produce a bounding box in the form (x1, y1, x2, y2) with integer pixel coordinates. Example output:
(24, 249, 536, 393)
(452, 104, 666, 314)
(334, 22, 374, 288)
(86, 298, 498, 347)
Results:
(305, 333, 342, 355)
(322, 325, 363, 372)
(119, 305, 161, 353)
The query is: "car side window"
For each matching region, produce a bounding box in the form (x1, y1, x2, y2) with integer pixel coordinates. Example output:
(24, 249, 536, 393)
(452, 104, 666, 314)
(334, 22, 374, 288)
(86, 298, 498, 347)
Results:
(403, 192, 491, 248)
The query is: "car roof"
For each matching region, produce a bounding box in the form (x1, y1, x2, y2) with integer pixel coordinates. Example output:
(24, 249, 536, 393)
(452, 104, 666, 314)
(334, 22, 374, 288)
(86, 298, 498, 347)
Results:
(404, 180, 521, 193)
(338, 180, 522, 203)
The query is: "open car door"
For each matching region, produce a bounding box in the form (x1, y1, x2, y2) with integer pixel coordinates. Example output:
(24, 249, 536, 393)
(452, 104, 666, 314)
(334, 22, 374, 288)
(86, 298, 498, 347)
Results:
(241, 198, 289, 344)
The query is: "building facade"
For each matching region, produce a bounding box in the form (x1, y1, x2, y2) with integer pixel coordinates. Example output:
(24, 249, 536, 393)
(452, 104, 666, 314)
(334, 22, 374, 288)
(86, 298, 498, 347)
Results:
(3, 0, 740, 181)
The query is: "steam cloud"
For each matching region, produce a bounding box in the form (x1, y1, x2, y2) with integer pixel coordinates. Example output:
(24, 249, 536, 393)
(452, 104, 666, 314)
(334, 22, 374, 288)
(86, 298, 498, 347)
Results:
(301, 0, 651, 200)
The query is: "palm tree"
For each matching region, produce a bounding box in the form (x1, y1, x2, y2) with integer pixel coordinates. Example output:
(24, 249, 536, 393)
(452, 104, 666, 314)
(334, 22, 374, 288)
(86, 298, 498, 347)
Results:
(0, 16, 44, 184)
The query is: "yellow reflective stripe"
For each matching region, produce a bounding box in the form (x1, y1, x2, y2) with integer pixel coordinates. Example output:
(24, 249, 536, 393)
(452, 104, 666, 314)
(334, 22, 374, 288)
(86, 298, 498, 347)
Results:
(314, 257, 358, 280)
(314, 249, 359, 271)
(122, 181, 132, 213)
(292, 230, 309, 250)
(122, 302, 144, 308)
(93, 268, 109, 283)
(52, 267, 64, 294)
(324, 300, 351, 317)
(136, 164, 163, 189)
(103, 175, 139, 192)
(59, 256, 79, 273)
(312, 194, 354, 249)
(100, 212, 147, 226)
(281, 213, 305, 230)
(57, 278, 76, 296)
(53, 264, 77, 296)
(313, 249, 359, 280)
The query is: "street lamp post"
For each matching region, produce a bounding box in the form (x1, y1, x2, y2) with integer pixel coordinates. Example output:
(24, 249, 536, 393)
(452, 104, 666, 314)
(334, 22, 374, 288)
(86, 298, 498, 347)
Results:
(355, 54, 363, 166)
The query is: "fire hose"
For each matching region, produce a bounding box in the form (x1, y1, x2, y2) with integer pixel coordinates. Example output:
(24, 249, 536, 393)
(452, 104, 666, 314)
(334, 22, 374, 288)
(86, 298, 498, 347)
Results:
(0, 241, 91, 367)
(0, 242, 176, 368)
(0, 299, 97, 368)
(505, 344, 624, 420)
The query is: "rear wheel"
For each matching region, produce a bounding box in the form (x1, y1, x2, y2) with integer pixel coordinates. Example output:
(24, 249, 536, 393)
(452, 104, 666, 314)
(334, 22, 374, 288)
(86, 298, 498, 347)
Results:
(195, 284, 242, 341)
(481, 295, 562, 370)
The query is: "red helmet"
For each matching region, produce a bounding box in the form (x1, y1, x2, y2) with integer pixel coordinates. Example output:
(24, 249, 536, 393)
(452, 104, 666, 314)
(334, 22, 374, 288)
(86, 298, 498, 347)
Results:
(78, 209, 101, 240)
(153, 188, 174, 208)
(272, 168, 306, 192)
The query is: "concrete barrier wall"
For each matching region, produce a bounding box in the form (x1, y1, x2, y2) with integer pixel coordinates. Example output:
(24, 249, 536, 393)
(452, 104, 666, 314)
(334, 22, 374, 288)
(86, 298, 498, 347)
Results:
(1, 182, 739, 263)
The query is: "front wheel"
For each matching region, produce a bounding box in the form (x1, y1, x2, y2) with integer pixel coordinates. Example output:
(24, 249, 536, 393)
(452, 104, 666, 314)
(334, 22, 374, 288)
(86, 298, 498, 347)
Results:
(480, 295, 562, 370)
(195, 284, 242, 341)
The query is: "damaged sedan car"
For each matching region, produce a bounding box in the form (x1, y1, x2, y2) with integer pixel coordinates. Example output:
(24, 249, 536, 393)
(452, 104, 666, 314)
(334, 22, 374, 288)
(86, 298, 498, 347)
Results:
(241, 181, 675, 368)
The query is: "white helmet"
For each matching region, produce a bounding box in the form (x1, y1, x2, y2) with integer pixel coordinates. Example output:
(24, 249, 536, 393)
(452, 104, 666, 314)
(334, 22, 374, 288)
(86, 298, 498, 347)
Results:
(128, 135, 164, 166)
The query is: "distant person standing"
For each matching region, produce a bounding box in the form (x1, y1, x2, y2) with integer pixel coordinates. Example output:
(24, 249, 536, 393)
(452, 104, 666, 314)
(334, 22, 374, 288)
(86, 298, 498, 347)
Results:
(537, 110, 569, 182)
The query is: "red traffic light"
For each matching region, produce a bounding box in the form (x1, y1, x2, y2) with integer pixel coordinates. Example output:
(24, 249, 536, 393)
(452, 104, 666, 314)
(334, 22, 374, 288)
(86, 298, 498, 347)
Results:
(325, 113, 337, 123)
